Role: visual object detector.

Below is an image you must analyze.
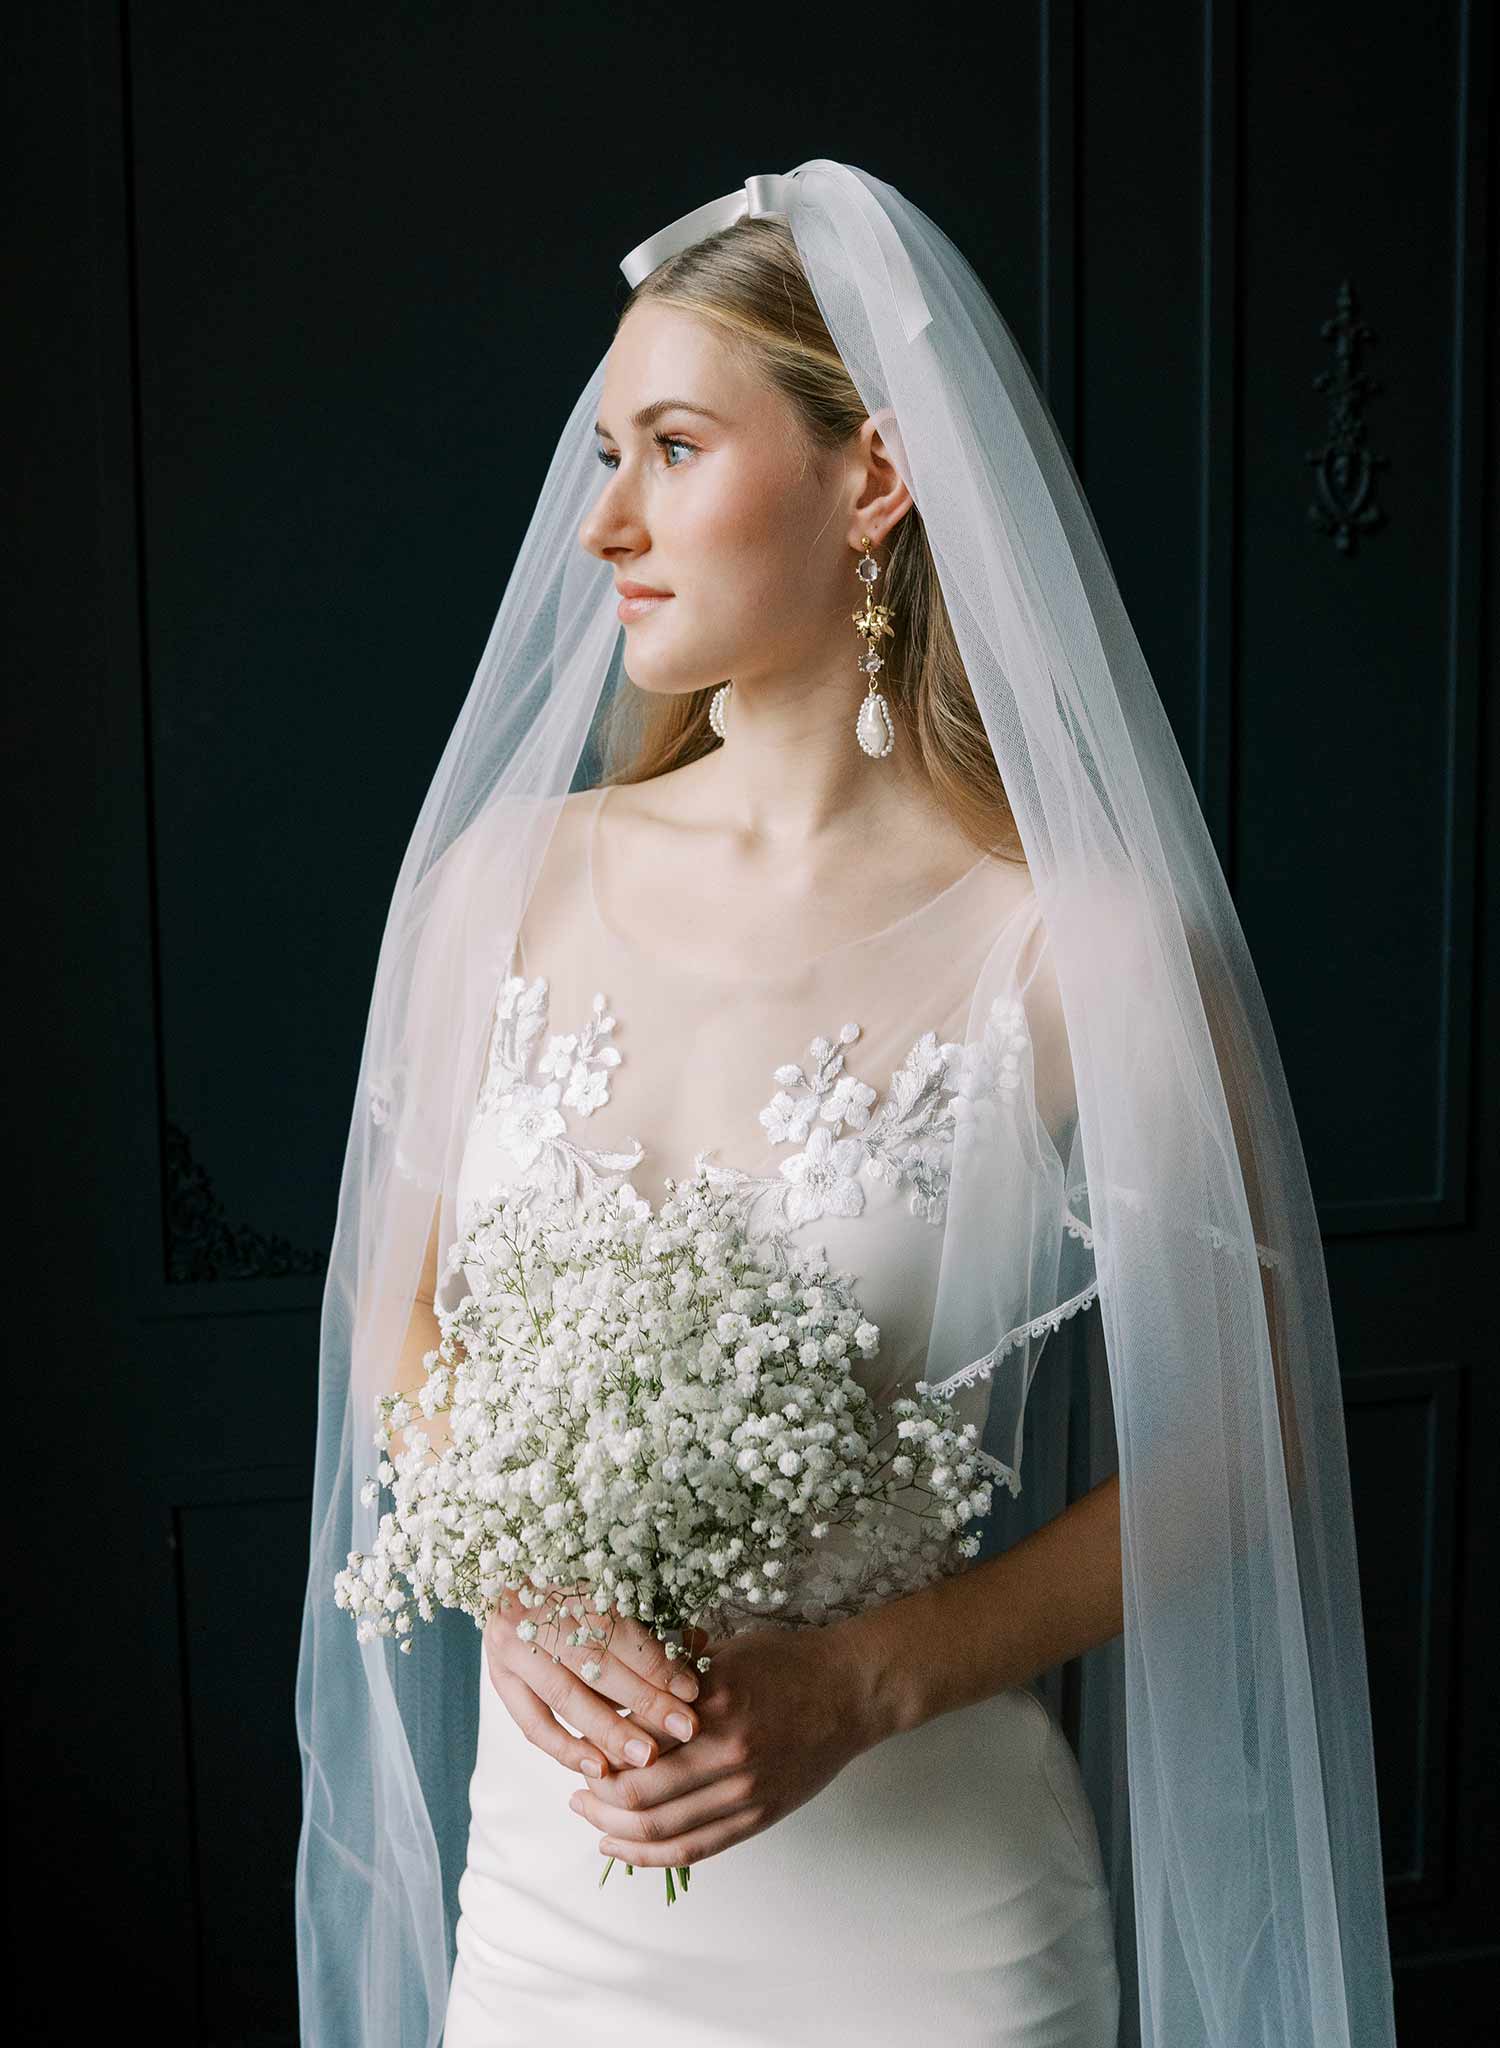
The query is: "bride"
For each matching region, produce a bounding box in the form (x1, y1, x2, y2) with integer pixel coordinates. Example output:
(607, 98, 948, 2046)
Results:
(295, 163, 1397, 2048)
(442, 289, 1124, 2044)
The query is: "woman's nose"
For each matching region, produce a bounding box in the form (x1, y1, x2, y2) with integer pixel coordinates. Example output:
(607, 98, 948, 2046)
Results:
(579, 469, 648, 560)
(580, 500, 644, 560)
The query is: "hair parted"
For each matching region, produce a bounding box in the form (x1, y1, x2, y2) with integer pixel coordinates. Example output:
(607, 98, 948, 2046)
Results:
(595, 215, 1025, 863)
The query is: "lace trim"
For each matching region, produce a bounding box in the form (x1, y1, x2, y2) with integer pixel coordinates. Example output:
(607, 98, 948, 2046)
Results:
(1063, 1201, 1093, 1247)
(923, 1278, 1104, 1401)
(1080, 1174, 1281, 1269)
(974, 1448, 1023, 1498)
(926, 1179, 1281, 1404)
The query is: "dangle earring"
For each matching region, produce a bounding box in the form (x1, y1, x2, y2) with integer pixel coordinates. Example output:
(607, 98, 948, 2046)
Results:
(708, 681, 731, 739)
(852, 535, 896, 758)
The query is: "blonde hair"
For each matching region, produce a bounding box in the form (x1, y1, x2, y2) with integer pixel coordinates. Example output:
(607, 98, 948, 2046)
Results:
(594, 216, 1025, 863)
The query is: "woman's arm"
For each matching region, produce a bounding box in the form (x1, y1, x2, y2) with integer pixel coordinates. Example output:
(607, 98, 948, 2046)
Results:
(389, 1201, 454, 1462)
(830, 1472, 1123, 1744)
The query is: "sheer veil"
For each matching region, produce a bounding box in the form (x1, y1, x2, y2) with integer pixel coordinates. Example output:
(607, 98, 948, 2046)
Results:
(293, 160, 1396, 2047)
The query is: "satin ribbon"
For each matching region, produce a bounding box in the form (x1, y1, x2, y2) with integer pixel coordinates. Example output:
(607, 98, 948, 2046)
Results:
(618, 168, 933, 344)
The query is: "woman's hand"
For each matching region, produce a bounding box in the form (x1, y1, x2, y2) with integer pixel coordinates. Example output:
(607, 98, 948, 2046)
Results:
(483, 1586, 705, 1783)
(564, 1620, 877, 1870)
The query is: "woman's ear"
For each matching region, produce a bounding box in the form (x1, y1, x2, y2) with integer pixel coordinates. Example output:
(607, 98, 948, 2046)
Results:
(849, 415, 915, 547)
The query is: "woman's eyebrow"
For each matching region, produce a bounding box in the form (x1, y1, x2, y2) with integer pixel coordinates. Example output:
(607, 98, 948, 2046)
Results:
(593, 398, 729, 437)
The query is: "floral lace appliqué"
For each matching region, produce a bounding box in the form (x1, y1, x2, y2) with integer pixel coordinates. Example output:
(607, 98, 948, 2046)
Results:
(697, 996, 1035, 1232)
(473, 975, 643, 1202)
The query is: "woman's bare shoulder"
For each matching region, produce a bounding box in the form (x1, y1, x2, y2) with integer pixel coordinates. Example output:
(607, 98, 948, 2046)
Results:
(413, 789, 598, 944)
(438, 786, 597, 869)
(505, 787, 601, 957)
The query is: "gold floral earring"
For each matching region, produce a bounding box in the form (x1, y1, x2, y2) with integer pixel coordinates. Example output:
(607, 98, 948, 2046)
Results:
(852, 535, 895, 758)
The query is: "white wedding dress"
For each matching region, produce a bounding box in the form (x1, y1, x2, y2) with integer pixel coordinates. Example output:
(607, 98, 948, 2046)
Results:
(439, 783, 1120, 2047)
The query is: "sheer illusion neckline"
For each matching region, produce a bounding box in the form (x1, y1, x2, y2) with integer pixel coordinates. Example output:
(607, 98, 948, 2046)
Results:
(583, 780, 1007, 983)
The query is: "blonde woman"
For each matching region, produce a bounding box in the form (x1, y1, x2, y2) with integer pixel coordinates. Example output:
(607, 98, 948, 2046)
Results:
(296, 164, 1394, 2048)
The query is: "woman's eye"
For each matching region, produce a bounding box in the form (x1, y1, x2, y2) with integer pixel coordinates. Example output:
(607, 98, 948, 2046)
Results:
(594, 432, 697, 472)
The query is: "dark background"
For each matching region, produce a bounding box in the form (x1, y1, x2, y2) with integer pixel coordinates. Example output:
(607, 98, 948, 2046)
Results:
(5, 1, 1495, 2041)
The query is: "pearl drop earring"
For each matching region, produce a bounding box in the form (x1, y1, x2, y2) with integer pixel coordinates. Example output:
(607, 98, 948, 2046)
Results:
(852, 535, 896, 758)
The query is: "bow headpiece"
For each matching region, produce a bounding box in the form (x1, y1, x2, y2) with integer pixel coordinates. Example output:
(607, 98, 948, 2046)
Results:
(619, 167, 933, 344)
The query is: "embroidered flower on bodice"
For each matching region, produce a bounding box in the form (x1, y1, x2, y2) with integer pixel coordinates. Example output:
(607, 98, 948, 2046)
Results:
(471, 975, 644, 1203)
(735, 999, 1034, 1230)
(779, 1124, 867, 1224)
(468, 976, 1034, 1236)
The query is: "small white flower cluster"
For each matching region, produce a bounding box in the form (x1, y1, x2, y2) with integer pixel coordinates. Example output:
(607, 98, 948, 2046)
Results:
(334, 1163, 994, 1660)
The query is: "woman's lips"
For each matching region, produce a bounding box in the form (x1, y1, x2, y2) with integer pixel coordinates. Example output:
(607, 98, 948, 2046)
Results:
(617, 593, 673, 622)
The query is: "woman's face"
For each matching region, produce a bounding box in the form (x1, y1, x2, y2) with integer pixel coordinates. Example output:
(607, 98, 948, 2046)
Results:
(578, 302, 862, 703)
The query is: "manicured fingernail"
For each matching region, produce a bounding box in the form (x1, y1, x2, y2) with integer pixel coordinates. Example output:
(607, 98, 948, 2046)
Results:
(666, 1712, 693, 1740)
(625, 1738, 651, 1765)
(599, 1839, 619, 1855)
(669, 1674, 699, 1700)
(568, 1792, 583, 1813)
(580, 1757, 602, 1779)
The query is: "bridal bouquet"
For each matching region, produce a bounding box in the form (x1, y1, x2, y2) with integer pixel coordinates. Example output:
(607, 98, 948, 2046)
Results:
(335, 1161, 994, 1896)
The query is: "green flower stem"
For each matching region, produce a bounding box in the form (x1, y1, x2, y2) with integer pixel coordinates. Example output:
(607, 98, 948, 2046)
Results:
(597, 1855, 692, 1903)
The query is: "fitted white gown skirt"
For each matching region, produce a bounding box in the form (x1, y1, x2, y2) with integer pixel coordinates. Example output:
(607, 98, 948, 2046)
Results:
(442, 1636, 1120, 2047)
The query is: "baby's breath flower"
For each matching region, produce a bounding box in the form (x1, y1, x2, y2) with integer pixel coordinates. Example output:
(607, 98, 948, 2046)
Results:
(332, 1163, 993, 1683)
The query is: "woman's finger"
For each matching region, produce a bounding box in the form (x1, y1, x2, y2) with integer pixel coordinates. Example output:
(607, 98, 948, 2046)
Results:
(487, 1666, 612, 1782)
(494, 1628, 678, 1773)
(603, 1609, 706, 1701)
(569, 1773, 758, 1849)
(566, 1635, 702, 1750)
(494, 1594, 703, 1752)
(506, 1588, 703, 1702)
(483, 1605, 617, 1777)
(592, 1804, 763, 1870)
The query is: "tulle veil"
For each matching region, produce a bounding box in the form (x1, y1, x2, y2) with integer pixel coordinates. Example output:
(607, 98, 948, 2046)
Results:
(293, 159, 1396, 2047)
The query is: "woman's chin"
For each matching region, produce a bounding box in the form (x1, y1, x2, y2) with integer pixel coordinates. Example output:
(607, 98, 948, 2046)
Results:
(623, 666, 725, 702)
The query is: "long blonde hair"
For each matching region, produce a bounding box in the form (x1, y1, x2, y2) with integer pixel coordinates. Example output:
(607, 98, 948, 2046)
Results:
(594, 216, 1024, 863)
